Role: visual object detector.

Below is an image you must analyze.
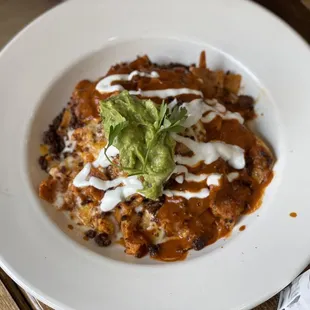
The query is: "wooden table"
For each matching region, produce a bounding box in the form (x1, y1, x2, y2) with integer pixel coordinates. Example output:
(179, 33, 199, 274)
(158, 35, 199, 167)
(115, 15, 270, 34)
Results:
(0, 0, 309, 309)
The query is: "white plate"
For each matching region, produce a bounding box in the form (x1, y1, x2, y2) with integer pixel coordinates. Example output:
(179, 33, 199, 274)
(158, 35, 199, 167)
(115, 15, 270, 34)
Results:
(0, 0, 310, 309)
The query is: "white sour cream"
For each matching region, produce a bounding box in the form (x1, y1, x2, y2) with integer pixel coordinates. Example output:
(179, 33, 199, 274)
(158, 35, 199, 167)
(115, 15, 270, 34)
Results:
(173, 165, 208, 184)
(93, 146, 119, 168)
(227, 172, 240, 182)
(96, 71, 159, 93)
(129, 88, 203, 99)
(99, 176, 143, 212)
(181, 98, 244, 128)
(175, 175, 185, 184)
(163, 188, 210, 199)
(72, 145, 143, 212)
(173, 134, 245, 170)
(96, 71, 203, 99)
(207, 173, 222, 186)
(128, 70, 159, 80)
(73, 163, 92, 187)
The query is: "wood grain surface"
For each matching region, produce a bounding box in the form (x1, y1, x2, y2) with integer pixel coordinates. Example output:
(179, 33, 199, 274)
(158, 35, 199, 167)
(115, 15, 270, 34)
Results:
(0, 281, 19, 310)
(0, 0, 309, 309)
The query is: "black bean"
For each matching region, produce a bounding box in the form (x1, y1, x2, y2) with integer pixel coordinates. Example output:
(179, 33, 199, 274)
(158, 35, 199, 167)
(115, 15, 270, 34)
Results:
(101, 211, 112, 217)
(52, 137, 65, 154)
(43, 129, 55, 145)
(52, 109, 65, 129)
(144, 199, 163, 215)
(43, 129, 64, 154)
(69, 108, 82, 129)
(158, 195, 165, 203)
(40, 108, 67, 158)
(38, 155, 48, 171)
(135, 244, 148, 258)
(164, 177, 175, 190)
(85, 230, 97, 239)
(225, 219, 234, 224)
(192, 237, 206, 251)
(148, 244, 160, 257)
(95, 233, 111, 247)
(81, 198, 92, 206)
(245, 154, 253, 175)
(259, 150, 273, 167)
(237, 95, 254, 109)
(121, 215, 128, 221)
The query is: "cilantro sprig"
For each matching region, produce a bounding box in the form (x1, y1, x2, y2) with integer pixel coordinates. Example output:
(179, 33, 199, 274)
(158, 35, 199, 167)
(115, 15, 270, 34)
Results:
(155, 102, 187, 132)
(104, 121, 128, 166)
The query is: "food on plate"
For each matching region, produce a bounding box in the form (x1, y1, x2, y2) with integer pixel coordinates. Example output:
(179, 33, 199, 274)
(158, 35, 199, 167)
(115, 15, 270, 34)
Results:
(38, 51, 274, 261)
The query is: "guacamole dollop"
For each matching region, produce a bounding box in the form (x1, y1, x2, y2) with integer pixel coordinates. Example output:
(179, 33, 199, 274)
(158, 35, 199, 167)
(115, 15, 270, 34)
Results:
(100, 91, 180, 199)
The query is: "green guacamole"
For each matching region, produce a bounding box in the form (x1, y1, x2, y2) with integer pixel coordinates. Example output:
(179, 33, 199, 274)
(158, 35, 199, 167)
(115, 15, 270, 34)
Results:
(100, 91, 177, 199)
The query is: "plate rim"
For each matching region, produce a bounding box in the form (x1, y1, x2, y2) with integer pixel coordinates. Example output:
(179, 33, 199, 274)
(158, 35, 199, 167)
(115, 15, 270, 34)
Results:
(1, 0, 310, 309)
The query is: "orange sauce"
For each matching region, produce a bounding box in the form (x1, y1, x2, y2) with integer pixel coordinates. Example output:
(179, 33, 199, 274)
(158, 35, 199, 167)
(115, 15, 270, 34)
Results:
(154, 239, 188, 262)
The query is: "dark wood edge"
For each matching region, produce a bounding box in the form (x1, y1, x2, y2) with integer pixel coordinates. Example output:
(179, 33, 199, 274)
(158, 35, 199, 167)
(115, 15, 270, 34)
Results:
(0, 268, 34, 310)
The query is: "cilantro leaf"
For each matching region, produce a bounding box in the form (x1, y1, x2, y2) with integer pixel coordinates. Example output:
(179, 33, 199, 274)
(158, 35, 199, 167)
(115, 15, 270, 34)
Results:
(155, 102, 168, 130)
(159, 105, 188, 133)
(104, 121, 128, 165)
(108, 121, 128, 147)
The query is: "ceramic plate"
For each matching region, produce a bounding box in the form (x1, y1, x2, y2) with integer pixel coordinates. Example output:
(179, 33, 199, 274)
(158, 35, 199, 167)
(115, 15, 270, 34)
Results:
(1, 0, 310, 309)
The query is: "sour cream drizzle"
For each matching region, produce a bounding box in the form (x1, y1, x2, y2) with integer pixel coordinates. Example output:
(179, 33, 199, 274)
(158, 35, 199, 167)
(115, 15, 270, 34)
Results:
(180, 98, 244, 127)
(163, 188, 210, 199)
(173, 165, 208, 183)
(96, 72, 158, 93)
(165, 172, 221, 199)
(95, 71, 203, 98)
(129, 88, 203, 99)
(173, 134, 245, 170)
(168, 165, 222, 199)
(98, 177, 143, 212)
(93, 146, 119, 168)
(207, 173, 222, 186)
(73, 155, 143, 212)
